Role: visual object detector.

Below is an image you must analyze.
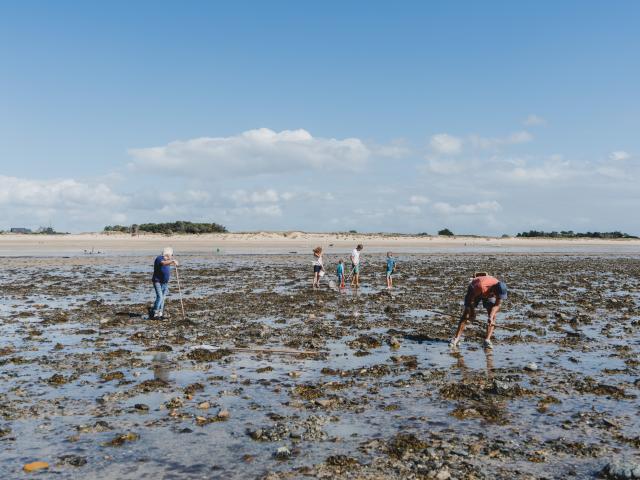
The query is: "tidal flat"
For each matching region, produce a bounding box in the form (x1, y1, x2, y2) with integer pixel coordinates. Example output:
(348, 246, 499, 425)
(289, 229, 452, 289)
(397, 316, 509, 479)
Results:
(1, 252, 639, 479)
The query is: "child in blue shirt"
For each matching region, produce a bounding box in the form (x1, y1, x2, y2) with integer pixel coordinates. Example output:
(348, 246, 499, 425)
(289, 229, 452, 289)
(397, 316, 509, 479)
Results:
(336, 259, 345, 289)
(386, 252, 396, 289)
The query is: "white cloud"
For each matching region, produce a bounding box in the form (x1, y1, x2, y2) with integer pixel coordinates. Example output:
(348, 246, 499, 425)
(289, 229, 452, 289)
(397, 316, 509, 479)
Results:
(430, 133, 462, 155)
(501, 155, 574, 183)
(396, 205, 422, 215)
(128, 128, 370, 178)
(469, 131, 533, 149)
(432, 200, 502, 215)
(0, 175, 128, 231)
(409, 195, 429, 205)
(0, 176, 125, 209)
(523, 114, 546, 126)
(230, 189, 280, 204)
(425, 158, 464, 174)
(609, 150, 630, 161)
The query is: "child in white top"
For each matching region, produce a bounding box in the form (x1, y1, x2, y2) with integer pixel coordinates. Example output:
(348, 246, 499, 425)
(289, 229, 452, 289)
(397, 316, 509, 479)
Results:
(312, 246, 324, 288)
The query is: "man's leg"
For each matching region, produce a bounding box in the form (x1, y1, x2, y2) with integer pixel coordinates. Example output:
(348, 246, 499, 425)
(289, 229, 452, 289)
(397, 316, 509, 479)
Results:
(158, 283, 169, 316)
(451, 307, 475, 345)
(153, 282, 163, 317)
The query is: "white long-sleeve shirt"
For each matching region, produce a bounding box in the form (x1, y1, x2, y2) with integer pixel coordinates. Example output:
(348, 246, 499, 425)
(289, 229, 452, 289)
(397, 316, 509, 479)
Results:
(351, 249, 360, 265)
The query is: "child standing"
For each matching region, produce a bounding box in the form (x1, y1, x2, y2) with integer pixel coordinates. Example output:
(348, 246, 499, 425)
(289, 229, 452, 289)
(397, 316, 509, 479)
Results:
(312, 247, 324, 288)
(336, 259, 345, 289)
(350, 244, 363, 288)
(386, 252, 396, 289)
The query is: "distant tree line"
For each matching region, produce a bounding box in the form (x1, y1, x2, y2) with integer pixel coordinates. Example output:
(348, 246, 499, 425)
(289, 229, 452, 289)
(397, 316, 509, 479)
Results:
(104, 221, 228, 234)
(516, 230, 637, 239)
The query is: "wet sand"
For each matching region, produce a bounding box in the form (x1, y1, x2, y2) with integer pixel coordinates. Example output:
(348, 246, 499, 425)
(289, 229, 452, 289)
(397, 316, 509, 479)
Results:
(1, 245, 639, 479)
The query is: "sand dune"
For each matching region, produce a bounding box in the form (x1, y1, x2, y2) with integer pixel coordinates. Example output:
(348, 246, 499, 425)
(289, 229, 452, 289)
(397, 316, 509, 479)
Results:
(1, 232, 639, 256)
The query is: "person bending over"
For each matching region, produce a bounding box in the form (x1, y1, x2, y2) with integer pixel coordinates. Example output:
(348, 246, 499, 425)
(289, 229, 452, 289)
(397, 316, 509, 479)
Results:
(449, 273, 507, 349)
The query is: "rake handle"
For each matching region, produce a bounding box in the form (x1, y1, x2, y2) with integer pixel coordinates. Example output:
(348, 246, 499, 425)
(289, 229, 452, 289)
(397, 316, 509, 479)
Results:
(175, 265, 186, 320)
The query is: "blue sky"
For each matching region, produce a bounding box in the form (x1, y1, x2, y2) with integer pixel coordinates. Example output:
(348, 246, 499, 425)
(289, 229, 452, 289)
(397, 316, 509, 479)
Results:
(1, 1, 639, 234)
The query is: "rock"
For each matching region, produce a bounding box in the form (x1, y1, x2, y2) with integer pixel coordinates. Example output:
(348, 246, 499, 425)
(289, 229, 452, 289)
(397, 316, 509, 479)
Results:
(217, 409, 230, 420)
(388, 336, 401, 349)
(524, 362, 539, 372)
(436, 469, 451, 480)
(104, 432, 139, 447)
(47, 374, 67, 385)
(601, 460, 640, 479)
(288, 371, 301, 378)
(23, 461, 49, 472)
(101, 371, 125, 382)
(165, 397, 184, 409)
(315, 399, 332, 408)
(134, 403, 149, 411)
(326, 455, 358, 466)
(184, 382, 205, 395)
(198, 401, 211, 410)
(275, 446, 291, 459)
(58, 454, 87, 467)
(187, 348, 233, 362)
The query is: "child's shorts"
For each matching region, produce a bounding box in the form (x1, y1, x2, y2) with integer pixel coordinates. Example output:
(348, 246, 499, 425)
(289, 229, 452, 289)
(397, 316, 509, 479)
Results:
(386, 270, 393, 277)
(313, 265, 322, 273)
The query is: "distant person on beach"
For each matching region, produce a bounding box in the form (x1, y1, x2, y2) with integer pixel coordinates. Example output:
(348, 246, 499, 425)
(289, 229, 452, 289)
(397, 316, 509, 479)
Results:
(350, 244, 363, 288)
(151, 247, 179, 319)
(336, 259, 345, 289)
(386, 252, 396, 289)
(449, 273, 507, 349)
(312, 246, 324, 288)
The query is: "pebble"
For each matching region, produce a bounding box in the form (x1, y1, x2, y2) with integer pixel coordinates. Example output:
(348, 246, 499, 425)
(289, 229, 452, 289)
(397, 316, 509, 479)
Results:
(217, 409, 230, 420)
(23, 461, 49, 473)
(198, 401, 211, 410)
(525, 362, 539, 372)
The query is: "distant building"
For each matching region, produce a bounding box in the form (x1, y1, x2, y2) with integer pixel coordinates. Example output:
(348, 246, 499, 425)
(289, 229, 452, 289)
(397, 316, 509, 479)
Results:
(10, 227, 32, 234)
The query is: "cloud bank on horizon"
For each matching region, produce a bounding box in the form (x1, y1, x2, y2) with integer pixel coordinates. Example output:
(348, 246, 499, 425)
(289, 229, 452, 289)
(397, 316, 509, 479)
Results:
(1, 121, 637, 235)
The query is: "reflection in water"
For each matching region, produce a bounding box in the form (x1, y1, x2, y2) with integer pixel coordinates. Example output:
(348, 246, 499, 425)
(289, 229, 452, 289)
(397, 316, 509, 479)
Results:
(450, 349, 495, 380)
(152, 352, 172, 382)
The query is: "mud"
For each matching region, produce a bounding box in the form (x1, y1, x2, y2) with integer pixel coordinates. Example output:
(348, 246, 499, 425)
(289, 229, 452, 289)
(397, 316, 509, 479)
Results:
(0, 252, 639, 479)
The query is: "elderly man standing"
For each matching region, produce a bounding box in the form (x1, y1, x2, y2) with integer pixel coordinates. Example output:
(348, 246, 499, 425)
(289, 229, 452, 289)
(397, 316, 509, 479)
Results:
(449, 273, 508, 349)
(151, 247, 179, 319)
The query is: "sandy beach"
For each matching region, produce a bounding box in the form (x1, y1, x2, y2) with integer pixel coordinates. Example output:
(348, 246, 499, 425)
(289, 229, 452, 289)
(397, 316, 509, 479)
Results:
(1, 232, 639, 257)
